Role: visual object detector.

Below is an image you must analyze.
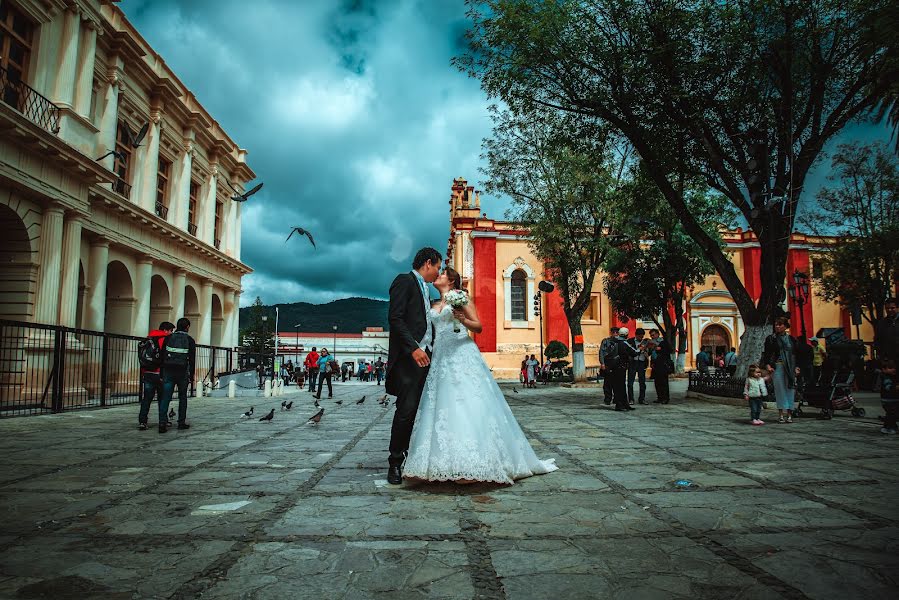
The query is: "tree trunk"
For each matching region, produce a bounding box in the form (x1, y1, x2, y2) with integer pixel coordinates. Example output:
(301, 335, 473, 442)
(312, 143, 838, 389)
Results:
(673, 293, 688, 373)
(735, 324, 770, 378)
(568, 317, 586, 382)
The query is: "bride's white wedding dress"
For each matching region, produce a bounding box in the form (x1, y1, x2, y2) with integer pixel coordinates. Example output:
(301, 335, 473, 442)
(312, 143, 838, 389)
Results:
(403, 304, 558, 484)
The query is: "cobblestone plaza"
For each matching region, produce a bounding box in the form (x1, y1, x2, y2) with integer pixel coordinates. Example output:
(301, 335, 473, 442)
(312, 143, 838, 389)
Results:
(0, 382, 896, 599)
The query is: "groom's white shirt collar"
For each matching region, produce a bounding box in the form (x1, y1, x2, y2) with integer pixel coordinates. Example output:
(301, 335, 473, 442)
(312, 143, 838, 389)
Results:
(411, 270, 432, 351)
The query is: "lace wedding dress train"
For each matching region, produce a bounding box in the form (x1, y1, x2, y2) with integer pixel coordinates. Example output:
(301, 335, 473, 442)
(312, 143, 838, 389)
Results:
(403, 305, 558, 484)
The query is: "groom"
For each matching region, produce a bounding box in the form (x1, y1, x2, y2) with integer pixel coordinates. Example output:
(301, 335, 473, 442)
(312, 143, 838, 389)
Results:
(385, 247, 442, 484)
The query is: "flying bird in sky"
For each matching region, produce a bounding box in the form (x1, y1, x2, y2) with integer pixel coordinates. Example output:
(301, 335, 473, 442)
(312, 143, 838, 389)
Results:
(286, 227, 316, 248)
(228, 181, 263, 202)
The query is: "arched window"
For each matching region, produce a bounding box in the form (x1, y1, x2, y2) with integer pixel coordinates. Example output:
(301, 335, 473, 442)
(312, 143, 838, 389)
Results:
(510, 269, 527, 321)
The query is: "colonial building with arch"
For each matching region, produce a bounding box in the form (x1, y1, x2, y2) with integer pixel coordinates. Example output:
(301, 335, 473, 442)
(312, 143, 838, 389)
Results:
(0, 0, 251, 346)
(444, 178, 873, 379)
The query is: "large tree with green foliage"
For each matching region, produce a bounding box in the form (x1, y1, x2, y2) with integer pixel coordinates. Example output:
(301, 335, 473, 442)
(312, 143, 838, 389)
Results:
(803, 141, 899, 326)
(459, 0, 895, 369)
(239, 296, 274, 354)
(481, 107, 627, 381)
(603, 169, 733, 371)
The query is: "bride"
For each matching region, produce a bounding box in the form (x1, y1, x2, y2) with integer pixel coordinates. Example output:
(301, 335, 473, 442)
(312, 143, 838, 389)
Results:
(403, 267, 558, 484)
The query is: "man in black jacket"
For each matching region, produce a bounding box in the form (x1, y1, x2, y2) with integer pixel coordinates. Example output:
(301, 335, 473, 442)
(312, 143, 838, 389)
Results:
(385, 247, 441, 484)
(610, 327, 639, 411)
(160, 317, 196, 433)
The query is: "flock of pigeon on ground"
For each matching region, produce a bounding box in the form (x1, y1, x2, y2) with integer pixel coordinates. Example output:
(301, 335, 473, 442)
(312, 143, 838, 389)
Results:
(236, 394, 392, 428)
(95, 122, 317, 248)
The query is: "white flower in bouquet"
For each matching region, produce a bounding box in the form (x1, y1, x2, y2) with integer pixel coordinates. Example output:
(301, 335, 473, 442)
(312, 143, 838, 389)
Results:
(445, 290, 469, 332)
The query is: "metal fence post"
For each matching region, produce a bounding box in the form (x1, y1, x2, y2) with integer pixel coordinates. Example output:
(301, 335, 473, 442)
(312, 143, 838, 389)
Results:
(100, 334, 109, 407)
(51, 328, 65, 413)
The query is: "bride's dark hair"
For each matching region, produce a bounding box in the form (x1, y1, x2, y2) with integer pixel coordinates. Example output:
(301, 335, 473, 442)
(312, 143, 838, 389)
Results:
(444, 267, 463, 291)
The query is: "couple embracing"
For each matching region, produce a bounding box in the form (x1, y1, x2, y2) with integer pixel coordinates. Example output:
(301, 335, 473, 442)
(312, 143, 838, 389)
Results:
(385, 247, 557, 485)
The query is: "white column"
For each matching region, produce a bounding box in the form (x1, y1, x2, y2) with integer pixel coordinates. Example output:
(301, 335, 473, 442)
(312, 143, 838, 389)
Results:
(97, 70, 121, 172)
(137, 114, 162, 214)
(199, 280, 213, 345)
(222, 193, 235, 256)
(171, 269, 186, 321)
(35, 205, 65, 325)
(72, 20, 97, 117)
(171, 142, 194, 230)
(85, 239, 109, 331)
(234, 203, 242, 260)
(52, 8, 80, 109)
(223, 288, 237, 348)
(231, 290, 242, 347)
(133, 257, 153, 336)
(202, 169, 217, 244)
(57, 214, 84, 327)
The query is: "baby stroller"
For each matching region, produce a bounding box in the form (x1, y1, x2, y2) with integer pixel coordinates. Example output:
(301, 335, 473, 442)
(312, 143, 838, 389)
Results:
(795, 370, 865, 419)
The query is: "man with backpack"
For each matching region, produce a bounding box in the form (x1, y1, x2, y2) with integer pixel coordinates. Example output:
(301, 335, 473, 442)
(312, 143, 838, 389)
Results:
(159, 318, 196, 433)
(137, 321, 174, 430)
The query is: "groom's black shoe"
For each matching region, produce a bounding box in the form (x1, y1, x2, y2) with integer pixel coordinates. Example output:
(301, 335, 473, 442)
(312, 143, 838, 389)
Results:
(387, 465, 402, 485)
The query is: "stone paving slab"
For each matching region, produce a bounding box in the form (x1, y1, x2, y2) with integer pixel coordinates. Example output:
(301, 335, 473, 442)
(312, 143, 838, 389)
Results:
(0, 381, 896, 599)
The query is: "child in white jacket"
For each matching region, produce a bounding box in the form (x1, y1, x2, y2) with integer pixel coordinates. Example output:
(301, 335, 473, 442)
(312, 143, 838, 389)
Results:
(744, 365, 768, 425)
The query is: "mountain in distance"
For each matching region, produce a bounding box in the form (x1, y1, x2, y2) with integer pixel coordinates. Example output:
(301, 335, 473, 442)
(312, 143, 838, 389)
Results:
(239, 297, 389, 333)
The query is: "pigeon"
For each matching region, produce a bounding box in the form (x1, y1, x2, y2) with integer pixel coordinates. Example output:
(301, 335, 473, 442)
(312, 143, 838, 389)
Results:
(356, 396, 366, 405)
(240, 406, 255, 418)
(512, 387, 518, 393)
(335, 399, 343, 406)
(122, 121, 149, 148)
(230, 181, 263, 202)
(168, 407, 176, 419)
(95, 149, 126, 162)
(314, 399, 320, 408)
(281, 400, 287, 410)
(258, 408, 275, 422)
(284, 401, 293, 410)
(307, 408, 324, 425)
(286, 227, 316, 248)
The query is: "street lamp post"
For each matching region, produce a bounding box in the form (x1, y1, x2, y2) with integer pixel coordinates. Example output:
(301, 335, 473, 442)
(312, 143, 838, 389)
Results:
(788, 270, 810, 338)
(294, 324, 301, 363)
(332, 325, 338, 359)
(535, 280, 555, 380)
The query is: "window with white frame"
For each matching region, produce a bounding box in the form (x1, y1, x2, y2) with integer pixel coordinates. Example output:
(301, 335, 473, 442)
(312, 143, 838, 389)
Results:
(510, 269, 527, 321)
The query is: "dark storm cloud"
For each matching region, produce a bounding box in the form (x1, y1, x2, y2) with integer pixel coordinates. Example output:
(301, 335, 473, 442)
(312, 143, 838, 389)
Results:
(121, 0, 495, 306)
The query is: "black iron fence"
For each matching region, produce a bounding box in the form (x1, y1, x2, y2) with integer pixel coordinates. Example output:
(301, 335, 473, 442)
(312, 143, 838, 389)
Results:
(687, 370, 746, 398)
(0, 319, 237, 417)
(0, 64, 61, 134)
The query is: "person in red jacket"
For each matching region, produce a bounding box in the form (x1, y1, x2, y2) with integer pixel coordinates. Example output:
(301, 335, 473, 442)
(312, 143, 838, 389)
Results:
(138, 321, 174, 430)
(304, 347, 320, 393)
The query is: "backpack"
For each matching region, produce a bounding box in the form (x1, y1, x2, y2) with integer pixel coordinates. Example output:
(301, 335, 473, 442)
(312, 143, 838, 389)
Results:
(138, 336, 163, 369)
(603, 337, 619, 366)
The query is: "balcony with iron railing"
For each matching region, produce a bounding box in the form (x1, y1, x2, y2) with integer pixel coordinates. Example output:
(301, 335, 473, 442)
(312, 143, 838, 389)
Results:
(214, 237, 221, 249)
(155, 201, 169, 220)
(0, 65, 60, 135)
(188, 222, 197, 236)
(113, 177, 131, 199)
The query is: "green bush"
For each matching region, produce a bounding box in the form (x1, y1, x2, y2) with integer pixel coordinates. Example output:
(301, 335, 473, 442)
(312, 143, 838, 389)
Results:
(545, 340, 569, 360)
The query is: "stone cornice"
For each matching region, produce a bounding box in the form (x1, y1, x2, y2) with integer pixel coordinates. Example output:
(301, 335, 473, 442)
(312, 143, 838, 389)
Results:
(87, 184, 253, 281)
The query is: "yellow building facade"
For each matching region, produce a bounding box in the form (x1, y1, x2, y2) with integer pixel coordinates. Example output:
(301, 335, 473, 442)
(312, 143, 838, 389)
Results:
(444, 178, 872, 379)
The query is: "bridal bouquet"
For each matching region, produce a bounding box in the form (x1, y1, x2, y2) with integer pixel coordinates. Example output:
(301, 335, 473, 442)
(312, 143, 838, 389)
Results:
(445, 290, 469, 332)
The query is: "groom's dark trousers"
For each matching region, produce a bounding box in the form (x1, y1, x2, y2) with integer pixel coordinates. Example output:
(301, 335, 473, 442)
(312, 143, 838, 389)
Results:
(386, 271, 430, 468)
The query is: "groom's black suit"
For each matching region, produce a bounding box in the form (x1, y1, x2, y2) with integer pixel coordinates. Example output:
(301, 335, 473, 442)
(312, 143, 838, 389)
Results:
(386, 272, 431, 468)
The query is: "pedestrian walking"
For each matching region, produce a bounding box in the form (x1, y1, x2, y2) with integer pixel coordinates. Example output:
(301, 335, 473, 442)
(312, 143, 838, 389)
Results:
(137, 321, 174, 430)
(744, 364, 768, 425)
(610, 327, 639, 411)
(526, 354, 539, 388)
(599, 327, 620, 405)
(810, 338, 826, 387)
(648, 329, 673, 404)
(874, 297, 899, 434)
(627, 328, 649, 404)
(314, 348, 333, 399)
(304, 347, 320, 393)
(696, 346, 712, 374)
(520, 355, 529, 386)
(375, 357, 385, 385)
(159, 318, 196, 433)
(724, 347, 738, 376)
(762, 317, 800, 424)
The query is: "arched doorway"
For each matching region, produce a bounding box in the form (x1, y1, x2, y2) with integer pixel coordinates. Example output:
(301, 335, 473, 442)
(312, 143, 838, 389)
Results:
(149, 275, 171, 331)
(211, 294, 224, 346)
(701, 324, 730, 358)
(0, 204, 36, 321)
(105, 261, 134, 335)
(184, 285, 200, 325)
